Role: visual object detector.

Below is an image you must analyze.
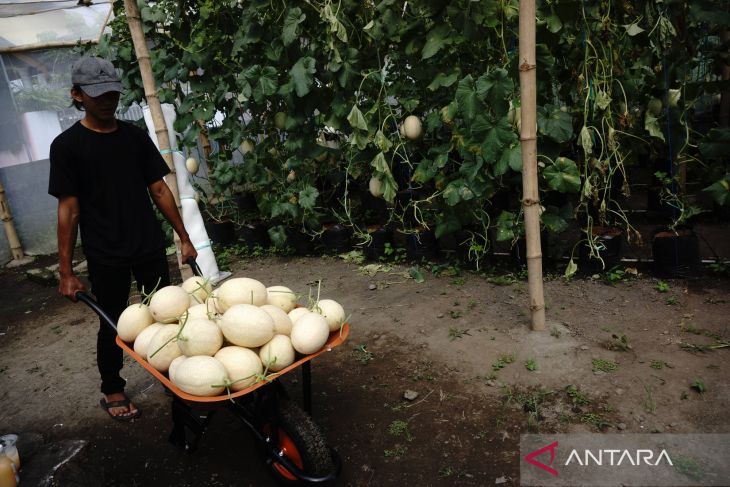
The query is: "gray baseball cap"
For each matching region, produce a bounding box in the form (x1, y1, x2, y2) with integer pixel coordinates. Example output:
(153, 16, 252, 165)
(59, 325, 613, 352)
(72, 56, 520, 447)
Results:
(71, 56, 123, 97)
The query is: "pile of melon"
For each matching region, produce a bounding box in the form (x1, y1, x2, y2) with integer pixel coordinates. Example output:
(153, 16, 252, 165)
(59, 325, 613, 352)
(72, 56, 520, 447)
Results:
(116, 276, 346, 397)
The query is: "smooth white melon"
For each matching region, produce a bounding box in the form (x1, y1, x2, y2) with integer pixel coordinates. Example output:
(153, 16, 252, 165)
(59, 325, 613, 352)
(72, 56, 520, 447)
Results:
(369, 177, 384, 198)
(214, 346, 263, 391)
(177, 318, 223, 356)
(185, 303, 211, 321)
(217, 278, 268, 312)
(117, 303, 154, 342)
(260, 304, 293, 336)
(314, 299, 346, 332)
(149, 286, 189, 323)
(259, 334, 295, 372)
(266, 285, 297, 313)
(172, 356, 227, 396)
(133, 323, 163, 357)
(168, 355, 186, 383)
(288, 307, 309, 324)
(402, 115, 423, 140)
(290, 312, 330, 355)
(147, 324, 183, 372)
(182, 276, 212, 305)
(220, 304, 275, 347)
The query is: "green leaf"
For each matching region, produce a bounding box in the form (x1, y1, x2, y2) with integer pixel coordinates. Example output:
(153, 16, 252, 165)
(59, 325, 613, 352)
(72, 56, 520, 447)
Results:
(443, 180, 474, 206)
(435, 218, 462, 240)
(298, 186, 319, 210)
(409, 266, 425, 283)
(421, 25, 450, 60)
(564, 259, 578, 279)
(480, 117, 516, 162)
(578, 126, 593, 157)
(375, 130, 393, 152)
(289, 57, 316, 97)
(282, 7, 306, 46)
(543, 157, 581, 193)
(268, 225, 288, 248)
(455, 75, 480, 120)
(495, 211, 518, 242)
(699, 128, 730, 162)
(347, 105, 368, 131)
(595, 90, 612, 111)
(624, 23, 645, 36)
(703, 177, 730, 206)
(541, 206, 569, 233)
(496, 144, 522, 176)
(546, 13, 563, 33)
(427, 72, 459, 91)
(644, 113, 665, 141)
(253, 66, 278, 103)
(538, 105, 573, 143)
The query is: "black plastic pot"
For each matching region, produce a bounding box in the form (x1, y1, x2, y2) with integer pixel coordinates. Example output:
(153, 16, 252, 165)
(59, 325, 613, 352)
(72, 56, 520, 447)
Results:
(206, 220, 237, 246)
(651, 227, 702, 278)
(235, 192, 258, 215)
(396, 227, 438, 262)
(363, 225, 391, 260)
(578, 226, 623, 272)
(321, 224, 353, 254)
(240, 221, 270, 249)
(286, 229, 315, 255)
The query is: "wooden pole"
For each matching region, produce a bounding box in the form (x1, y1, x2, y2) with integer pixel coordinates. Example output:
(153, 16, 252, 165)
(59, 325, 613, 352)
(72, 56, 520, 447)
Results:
(518, 0, 546, 330)
(123, 0, 191, 280)
(0, 179, 25, 261)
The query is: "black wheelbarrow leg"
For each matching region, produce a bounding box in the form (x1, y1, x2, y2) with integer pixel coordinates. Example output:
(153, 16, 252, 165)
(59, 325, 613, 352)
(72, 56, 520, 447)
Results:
(168, 397, 214, 453)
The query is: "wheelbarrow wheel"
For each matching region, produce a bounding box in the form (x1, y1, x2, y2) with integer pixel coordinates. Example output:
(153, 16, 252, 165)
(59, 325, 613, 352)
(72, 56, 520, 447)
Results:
(261, 400, 335, 485)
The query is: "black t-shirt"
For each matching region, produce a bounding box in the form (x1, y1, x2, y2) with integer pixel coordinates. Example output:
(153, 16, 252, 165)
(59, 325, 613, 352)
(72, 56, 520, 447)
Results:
(48, 120, 170, 264)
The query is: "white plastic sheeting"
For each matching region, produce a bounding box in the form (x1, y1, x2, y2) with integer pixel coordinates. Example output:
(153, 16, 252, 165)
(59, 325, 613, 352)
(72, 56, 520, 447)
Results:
(142, 104, 229, 284)
(0, 2, 112, 52)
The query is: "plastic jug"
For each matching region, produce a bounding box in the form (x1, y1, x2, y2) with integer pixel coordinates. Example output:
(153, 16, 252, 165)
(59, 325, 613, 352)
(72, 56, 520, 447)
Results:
(0, 436, 18, 470)
(0, 456, 17, 487)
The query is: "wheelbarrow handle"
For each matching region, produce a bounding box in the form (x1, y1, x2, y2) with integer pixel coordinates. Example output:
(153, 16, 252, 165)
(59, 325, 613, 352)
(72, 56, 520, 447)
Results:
(186, 256, 203, 277)
(76, 291, 118, 333)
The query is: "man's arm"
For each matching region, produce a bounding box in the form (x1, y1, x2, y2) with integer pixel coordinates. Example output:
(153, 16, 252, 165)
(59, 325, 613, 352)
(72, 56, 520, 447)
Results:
(148, 179, 197, 263)
(57, 195, 85, 301)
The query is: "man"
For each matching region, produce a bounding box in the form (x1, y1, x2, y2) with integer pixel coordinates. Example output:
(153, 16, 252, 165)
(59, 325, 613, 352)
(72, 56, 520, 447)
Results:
(49, 56, 196, 421)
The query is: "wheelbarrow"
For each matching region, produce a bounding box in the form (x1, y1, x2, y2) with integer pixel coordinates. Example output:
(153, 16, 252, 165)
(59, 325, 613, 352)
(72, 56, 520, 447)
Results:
(76, 260, 347, 485)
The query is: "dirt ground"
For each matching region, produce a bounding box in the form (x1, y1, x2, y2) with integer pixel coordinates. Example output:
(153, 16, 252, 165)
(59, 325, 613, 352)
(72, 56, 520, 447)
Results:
(1, 248, 729, 486)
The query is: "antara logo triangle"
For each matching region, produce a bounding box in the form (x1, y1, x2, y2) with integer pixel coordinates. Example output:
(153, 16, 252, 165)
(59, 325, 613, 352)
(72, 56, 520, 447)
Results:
(524, 441, 559, 476)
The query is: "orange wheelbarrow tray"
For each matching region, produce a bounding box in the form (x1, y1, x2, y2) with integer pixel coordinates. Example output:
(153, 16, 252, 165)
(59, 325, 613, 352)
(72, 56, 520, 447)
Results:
(118, 320, 349, 403)
(77, 289, 346, 485)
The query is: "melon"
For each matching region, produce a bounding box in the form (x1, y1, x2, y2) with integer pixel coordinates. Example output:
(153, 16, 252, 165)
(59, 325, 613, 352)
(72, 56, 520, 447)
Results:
(402, 115, 422, 140)
(220, 304, 275, 347)
(260, 304, 293, 335)
(314, 299, 346, 332)
(117, 303, 154, 342)
(266, 285, 297, 312)
(185, 157, 199, 174)
(217, 278, 268, 312)
(168, 355, 186, 383)
(288, 307, 310, 324)
(182, 276, 212, 305)
(146, 324, 183, 372)
(259, 334, 295, 372)
(186, 303, 211, 321)
(177, 318, 223, 356)
(172, 356, 227, 396)
(133, 323, 163, 357)
(149, 286, 189, 323)
(290, 312, 330, 355)
(214, 346, 263, 391)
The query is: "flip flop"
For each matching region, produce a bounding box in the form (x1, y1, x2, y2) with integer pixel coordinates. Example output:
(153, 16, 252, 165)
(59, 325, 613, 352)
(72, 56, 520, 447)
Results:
(100, 396, 141, 422)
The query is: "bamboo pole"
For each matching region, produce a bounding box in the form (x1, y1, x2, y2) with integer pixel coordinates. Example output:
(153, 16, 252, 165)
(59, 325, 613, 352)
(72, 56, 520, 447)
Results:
(0, 179, 25, 261)
(518, 0, 546, 331)
(123, 0, 191, 280)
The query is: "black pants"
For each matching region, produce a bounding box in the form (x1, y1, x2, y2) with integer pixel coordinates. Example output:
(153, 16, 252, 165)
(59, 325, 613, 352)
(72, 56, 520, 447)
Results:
(87, 250, 170, 395)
